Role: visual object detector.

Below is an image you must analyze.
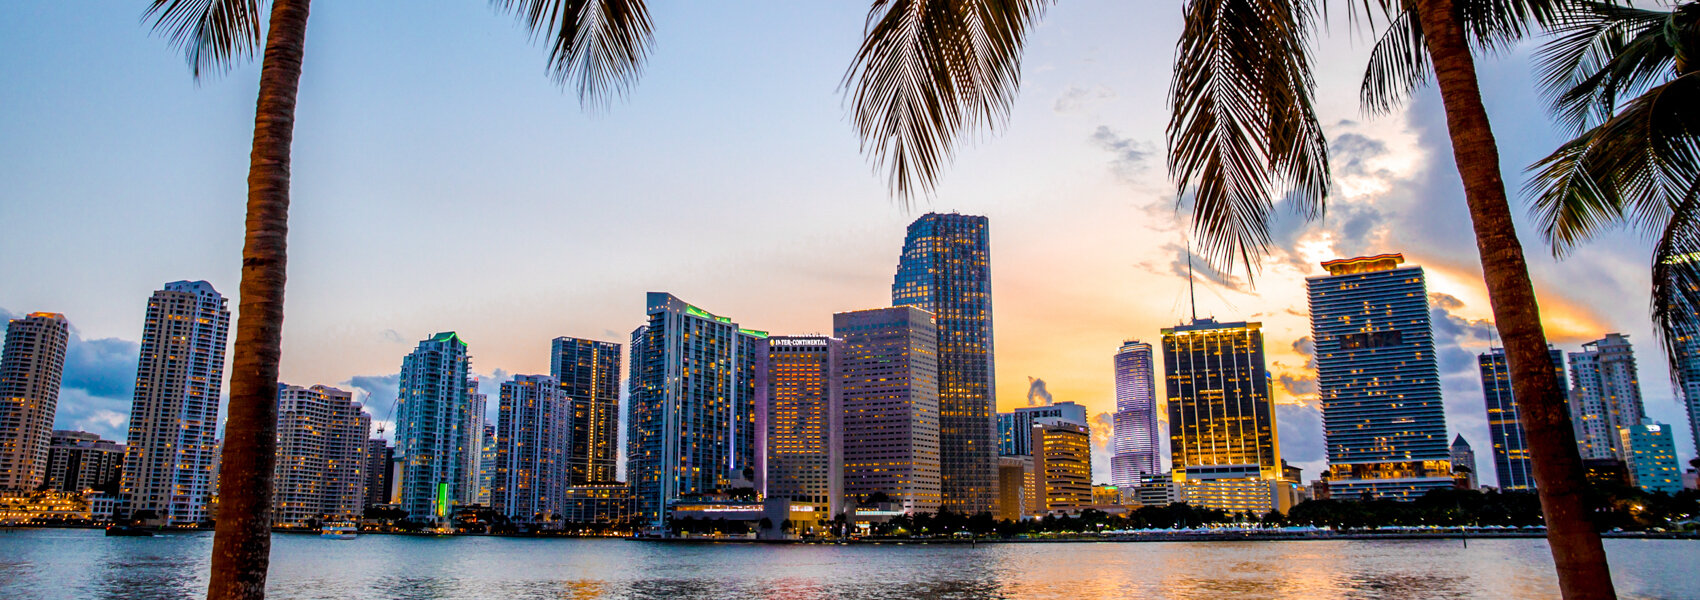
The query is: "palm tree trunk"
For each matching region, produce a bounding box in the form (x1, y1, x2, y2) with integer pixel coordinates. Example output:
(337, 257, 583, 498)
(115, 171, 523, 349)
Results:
(1411, 0, 1615, 598)
(207, 1, 311, 599)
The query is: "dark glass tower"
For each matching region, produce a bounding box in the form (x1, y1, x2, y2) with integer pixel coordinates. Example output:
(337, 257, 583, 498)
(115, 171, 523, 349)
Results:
(892, 213, 996, 514)
(552, 336, 622, 484)
(1479, 346, 1565, 491)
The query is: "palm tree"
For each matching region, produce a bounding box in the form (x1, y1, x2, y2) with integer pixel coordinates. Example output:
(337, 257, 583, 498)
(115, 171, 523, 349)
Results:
(142, 1, 653, 598)
(842, 0, 1614, 597)
(1525, 1, 1700, 372)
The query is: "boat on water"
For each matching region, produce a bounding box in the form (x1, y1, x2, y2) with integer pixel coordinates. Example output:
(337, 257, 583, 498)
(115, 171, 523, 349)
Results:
(320, 523, 358, 540)
(105, 524, 155, 537)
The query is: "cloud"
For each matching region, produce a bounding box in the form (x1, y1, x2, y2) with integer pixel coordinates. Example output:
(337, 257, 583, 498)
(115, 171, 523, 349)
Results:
(0, 308, 143, 442)
(1053, 85, 1116, 113)
(1091, 411, 1115, 483)
(1276, 403, 1327, 479)
(1089, 126, 1154, 182)
(1025, 376, 1054, 406)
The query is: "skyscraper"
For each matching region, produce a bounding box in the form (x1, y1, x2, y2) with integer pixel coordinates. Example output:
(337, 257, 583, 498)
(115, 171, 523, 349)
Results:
(1162, 318, 1287, 514)
(464, 379, 487, 508)
(0, 312, 69, 490)
(394, 332, 473, 522)
(551, 336, 622, 484)
(1308, 254, 1453, 500)
(478, 423, 496, 505)
(1450, 435, 1477, 490)
(626, 293, 763, 531)
(1112, 340, 1160, 487)
(491, 375, 569, 525)
(122, 281, 230, 524)
(1619, 419, 1682, 494)
(1479, 346, 1566, 490)
(762, 335, 844, 514)
(835, 306, 941, 515)
(44, 430, 124, 494)
(1569, 333, 1646, 460)
(364, 438, 392, 510)
(272, 384, 370, 527)
(892, 212, 996, 514)
(998, 402, 1089, 456)
(1030, 422, 1092, 514)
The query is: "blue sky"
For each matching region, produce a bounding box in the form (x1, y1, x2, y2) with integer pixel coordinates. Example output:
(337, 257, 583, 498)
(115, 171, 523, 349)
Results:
(1, 1, 1692, 484)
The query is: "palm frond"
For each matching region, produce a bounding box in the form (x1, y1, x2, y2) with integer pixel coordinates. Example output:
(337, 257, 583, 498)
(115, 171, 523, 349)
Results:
(495, 0, 654, 110)
(1527, 72, 1700, 253)
(1356, 0, 1569, 114)
(1169, 0, 1329, 277)
(1536, 1, 1677, 133)
(1649, 176, 1700, 380)
(144, 0, 266, 79)
(843, 0, 1052, 201)
(1361, 6, 1429, 115)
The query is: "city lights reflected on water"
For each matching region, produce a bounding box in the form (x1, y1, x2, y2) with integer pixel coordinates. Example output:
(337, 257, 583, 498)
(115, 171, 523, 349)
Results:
(0, 529, 1693, 599)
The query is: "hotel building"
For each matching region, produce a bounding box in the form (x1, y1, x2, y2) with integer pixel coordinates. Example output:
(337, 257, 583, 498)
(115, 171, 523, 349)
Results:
(122, 281, 230, 524)
(835, 306, 941, 515)
(762, 335, 844, 515)
(0, 312, 69, 490)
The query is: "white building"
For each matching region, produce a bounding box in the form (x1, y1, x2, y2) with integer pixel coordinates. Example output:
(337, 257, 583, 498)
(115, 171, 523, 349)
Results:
(273, 384, 371, 527)
(0, 312, 69, 490)
(121, 281, 229, 525)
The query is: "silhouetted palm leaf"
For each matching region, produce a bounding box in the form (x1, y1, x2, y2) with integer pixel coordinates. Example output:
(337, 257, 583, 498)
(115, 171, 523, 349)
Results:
(1651, 177, 1700, 368)
(1360, 0, 1567, 114)
(494, 0, 654, 109)
(1536, 1, 1678, 133)
(144, 0, 265, 79)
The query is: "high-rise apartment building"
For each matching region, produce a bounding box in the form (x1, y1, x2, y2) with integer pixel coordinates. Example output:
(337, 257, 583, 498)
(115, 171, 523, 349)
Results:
(478, 423, 496, 505)
(1620, 419, 1682, 494)
(394, 332, 473, 522)
(762, 335, 844, 515)
(1479, 347, 1566, 490)
(1030, 422, 1092, 514)
(0, 312, 69, 490)
(627, 293, 763, 531)
(1450, 435, 1477, 490)
(835, 306, 941, 515)
(1112, 340, 1161, 487)
(998, 402, 1089, 457)
(122, 281, 230, 524)
(892, 212, 996, 514)
(464, 380, 487, 508)
(364, 439, 392, 509)
(1308, 254, 1453, 500)
(1162, 318, 1288, 514)
(492, 375, 569, 525)
(44, 430, 124, 493)
(272, 384, 370, 527)
(551, 336, 622, 484)
(1569, 334, 1646, 460)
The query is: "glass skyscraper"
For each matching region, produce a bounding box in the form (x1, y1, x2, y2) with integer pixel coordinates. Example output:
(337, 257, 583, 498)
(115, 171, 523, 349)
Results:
(394, 332, 473, 522)
(1112, 340, 1160, 487)
(551, 336, 622, 484)
(892, 212, 996, 514)
(1308, 254, 1453, 500)
(122, 281, 229, 525)
(1161, 318, 1286, 514)
(626, 293, 763, 532)
(1479, 346, 1566, 491)
(835, 307, 941, 515)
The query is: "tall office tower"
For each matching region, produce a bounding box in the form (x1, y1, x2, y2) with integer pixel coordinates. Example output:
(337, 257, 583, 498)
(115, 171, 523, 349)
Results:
(999, 402, 1089, 456)
(1619, 419, 1682, 494)
(551, 336, 622, 484)
(1479, 347, 1566, 490)
(394, 332, 472, 522)
(364, 439, 392, 509)
(1569, 334, 1647, 460)
(763, 336, 844, 514)
(463, 379, 487, 506)
(626, 293, 763, 531)
(1450, 435, 1478, 490)
(491, 375, 569, 525)
(44, 430, 124, 493)
(0, 312, 69, 490)
(478, 423, 496, 505)
(272, 384, 370, 527)
(1112, 340, 1160, 487)
(1162, 318, 1287, 513)
(835, 306, 941, 515)
(122, 281, 230, 524)
(892, 212, 996, 514)
(1308, 254, 1453, 500)
(1029, 422, 1092, 514)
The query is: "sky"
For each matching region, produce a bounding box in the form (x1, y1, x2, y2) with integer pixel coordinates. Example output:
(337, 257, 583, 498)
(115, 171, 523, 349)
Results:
(1, 2, 1693, 486)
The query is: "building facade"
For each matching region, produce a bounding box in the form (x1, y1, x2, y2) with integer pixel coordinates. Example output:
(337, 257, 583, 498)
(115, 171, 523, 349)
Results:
(272, 384, 370, 527)
(1479, 347, 1566, 490)
(122, 281, 230, 524)
(626, 293, 763, 532)
(998, 402, 1089, 457)
(1449, 435, 1478, 490)
(1569, 334, 1646, 460)
(0, 312, 69, 490)
(892, 212, 996, 514)
(1030, 422, 1092, 514)
(394, 332, 473, 522)
(1112, 339, 1161, 488)
(995, 455, 1031, 520)
(1162, 318, 1287, 514)
(561, 483, 634, 525)
(835, 306, 941, 515)
(1673, 321, 1700, 457)
(1620, 420, 1682, 494)
(44, 431, 124, 493)
(491, 375, 570, 525)
(762, 335, 844, 515)
(364, 439, 392, 510)
(552, 336, 622, 484)
(1307, 255, 1453, 500)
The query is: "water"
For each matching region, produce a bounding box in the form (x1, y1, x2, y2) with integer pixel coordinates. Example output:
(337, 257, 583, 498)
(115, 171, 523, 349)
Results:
(0, 529, 1694, 599)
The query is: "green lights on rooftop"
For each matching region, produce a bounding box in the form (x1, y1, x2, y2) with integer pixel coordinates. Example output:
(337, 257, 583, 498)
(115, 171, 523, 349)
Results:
(429, 332, 466, 346)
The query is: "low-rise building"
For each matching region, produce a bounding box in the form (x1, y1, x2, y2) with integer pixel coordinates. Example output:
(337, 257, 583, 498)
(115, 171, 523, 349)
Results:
(560, 483, 634, 527)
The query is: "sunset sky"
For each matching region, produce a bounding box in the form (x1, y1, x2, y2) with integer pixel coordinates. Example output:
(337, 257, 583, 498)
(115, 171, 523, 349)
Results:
(1, 2, 1689, 484)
